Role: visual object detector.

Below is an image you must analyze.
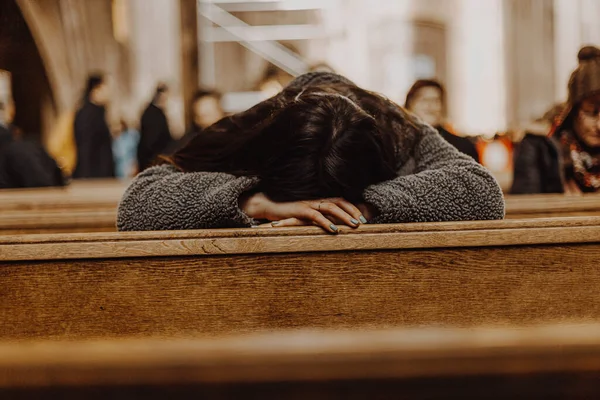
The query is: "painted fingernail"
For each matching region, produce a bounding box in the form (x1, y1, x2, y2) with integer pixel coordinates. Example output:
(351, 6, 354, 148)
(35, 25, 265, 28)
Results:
(359, 216, 368, 224)
(350, 218, 360, 226)
(330, 224, 339, 233)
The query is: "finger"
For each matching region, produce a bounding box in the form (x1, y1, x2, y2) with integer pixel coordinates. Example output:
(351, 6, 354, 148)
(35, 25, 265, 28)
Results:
(299, 208, 340, 234)
(256, 221, 277, 228)
(329, 198, 365, 224)
(271, 218, 311, 227)
(315, 201, 359, 228)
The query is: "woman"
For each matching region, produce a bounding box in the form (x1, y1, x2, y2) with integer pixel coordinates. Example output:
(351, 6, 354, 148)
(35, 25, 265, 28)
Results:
(73, 74, 115, 178)
(512, 46, 600, 194)
(118, 72, 504, 233)
(405, 80, 480, 163)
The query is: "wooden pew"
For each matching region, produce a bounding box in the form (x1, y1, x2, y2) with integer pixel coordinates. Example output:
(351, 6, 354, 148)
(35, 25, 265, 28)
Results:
(1, 324, 600, 399)
(0, 177, 598, 234)
(0, 209, 117, 234)
(505, 193, 600, 219)
(1, 217, 599, 341)
(0, 179, 126, 212)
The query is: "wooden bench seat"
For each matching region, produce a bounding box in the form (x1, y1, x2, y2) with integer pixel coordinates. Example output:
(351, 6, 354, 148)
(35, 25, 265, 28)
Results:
(505, 193, 600, 219)
(1, 217, 599, 341)
(2, 193, 600, 234)
(1, 324, 600, 399)
(0, 209, 117, 234)
(0, 179, 126, 212)
(1, 180, 598, 234)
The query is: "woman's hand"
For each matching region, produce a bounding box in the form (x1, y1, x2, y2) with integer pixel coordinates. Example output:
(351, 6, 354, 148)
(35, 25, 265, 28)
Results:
(240, 192, 367, 233)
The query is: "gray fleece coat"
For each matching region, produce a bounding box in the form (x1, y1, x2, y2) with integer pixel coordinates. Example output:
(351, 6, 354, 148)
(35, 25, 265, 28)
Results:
(118, 72, 504, 231)
(117, 125, 505, 231)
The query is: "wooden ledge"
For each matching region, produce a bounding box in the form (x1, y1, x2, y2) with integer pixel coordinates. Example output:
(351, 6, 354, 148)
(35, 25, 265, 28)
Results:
(1, 216, 599, 261)
(1, 323, 600, 387)
(505, 193, 600, 213)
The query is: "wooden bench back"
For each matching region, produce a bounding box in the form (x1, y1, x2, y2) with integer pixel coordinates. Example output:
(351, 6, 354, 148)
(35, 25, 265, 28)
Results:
(1, 217, 599, 341)
(1, 187, 600, 234)
(505, 194, 600, 219)
(1, 324, 600, 399)
(0, 179, 126, 212)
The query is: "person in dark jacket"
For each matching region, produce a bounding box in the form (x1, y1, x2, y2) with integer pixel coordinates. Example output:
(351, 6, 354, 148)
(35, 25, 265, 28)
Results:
(405, 79, 480, 163)
(137, 84, 173, 171)
(511, 46, 600, 194)
(73, 74, 115, 179)
(0, 99, 64, 188)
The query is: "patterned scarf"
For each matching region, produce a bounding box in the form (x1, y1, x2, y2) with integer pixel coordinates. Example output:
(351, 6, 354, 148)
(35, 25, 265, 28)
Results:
(559, 129, 600, 192)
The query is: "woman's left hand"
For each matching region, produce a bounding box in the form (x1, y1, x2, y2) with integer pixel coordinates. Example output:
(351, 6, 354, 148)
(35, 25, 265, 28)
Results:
(246, 194, 366, 233)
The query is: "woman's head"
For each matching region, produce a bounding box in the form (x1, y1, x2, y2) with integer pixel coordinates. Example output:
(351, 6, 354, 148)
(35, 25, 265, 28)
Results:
(84, 74, 109, 105)
(573, 93, 600, 148)
(405, 79, 444, 127)
(152, 84, 169, 108)
(168, 84, 400, 202)
(191, 90, 224, 130)
(565, 47, 600, 148)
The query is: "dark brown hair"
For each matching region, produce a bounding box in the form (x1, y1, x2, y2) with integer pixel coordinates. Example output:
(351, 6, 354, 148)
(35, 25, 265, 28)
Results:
(404, 79, 446, 114)
(164, 83, 418, 203)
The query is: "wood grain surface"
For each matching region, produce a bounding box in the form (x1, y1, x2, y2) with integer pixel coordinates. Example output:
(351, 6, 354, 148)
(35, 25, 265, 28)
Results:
(0, 179, 126, 212)
(1, 216, 599, 261)
(506, 194, 600, 219)
(2, 323, 600, 385)
(0, 191, 598, 236)
(0, 190, 598, 234)
(2, 324, 600, 399)
(1, 242, 599, 340)
(0, 209, 117, 234)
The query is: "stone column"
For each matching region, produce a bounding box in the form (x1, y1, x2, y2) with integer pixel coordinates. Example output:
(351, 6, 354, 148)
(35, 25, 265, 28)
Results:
(504, 0, 555, 129)
(448, 0, 507, 135)
(127, 0, 185, 136)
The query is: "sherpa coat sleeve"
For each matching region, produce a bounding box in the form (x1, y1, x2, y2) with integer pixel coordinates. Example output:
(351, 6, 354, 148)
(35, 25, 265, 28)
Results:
(363, 124, 505, 223)
(117, 165, 259, 231)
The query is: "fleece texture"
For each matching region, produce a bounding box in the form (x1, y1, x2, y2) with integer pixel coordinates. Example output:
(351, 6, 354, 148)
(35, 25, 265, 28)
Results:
(117, 120, 505, 231)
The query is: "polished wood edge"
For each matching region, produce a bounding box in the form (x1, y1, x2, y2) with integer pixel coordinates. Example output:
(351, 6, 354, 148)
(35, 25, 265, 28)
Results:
(1, 323, 600, 387)
(1, 224, 598, 261)
(1, 216, 599, 245)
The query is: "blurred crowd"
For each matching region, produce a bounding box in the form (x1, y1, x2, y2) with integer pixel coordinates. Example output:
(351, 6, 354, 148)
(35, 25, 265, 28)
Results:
(1, 45, 599, 195)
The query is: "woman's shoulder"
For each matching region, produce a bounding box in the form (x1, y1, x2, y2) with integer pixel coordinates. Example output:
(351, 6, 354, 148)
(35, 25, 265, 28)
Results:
(134, 164, 179, 180)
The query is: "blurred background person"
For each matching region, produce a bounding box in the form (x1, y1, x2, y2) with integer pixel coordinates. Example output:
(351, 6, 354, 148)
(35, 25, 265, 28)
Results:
(73, 74, 115, 179)
(256, 64, 290, 98)
(511, 46, 600, 194)
(405, 79, 480, 162)
(112, 119, 140, 179)
(137, 84, 173, 171)
(510, 104, 565, 194)
(172, 89, 224, 152)
(0, 98, 64, 188)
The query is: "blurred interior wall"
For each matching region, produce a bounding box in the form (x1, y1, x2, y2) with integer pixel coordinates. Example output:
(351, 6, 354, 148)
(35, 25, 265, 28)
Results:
(126, 0, 185, 136)
(554, 0, 600, 103)
(504, 0, 555, 129)
(448, 0, 507, 135)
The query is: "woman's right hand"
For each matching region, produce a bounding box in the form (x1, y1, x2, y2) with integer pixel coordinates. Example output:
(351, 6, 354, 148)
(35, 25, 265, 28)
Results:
(240, 192, 367, 233)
